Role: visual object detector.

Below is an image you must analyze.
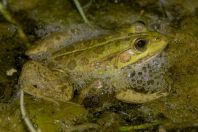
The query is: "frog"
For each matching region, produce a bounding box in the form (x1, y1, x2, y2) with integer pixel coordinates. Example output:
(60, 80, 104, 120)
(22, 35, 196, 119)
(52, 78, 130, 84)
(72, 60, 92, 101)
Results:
(19, 22, 168, 104)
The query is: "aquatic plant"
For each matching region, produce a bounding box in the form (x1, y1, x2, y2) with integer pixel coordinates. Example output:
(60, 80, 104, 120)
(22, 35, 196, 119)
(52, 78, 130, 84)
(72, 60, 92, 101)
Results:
(73, 0, 90, 25)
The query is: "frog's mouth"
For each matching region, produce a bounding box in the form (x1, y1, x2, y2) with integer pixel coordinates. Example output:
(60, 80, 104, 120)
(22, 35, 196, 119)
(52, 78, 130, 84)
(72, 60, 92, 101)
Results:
(135, 51, 162, 65)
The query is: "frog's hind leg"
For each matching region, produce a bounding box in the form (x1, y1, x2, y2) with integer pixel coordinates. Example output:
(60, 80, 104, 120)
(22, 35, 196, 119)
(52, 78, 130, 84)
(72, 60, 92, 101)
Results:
(115, 89, 168, 104)
(19, 61, 73, 103)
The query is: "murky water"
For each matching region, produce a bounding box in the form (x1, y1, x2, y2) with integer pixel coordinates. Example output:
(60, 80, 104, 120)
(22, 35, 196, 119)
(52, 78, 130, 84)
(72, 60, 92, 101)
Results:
(0, 0, 198, 131)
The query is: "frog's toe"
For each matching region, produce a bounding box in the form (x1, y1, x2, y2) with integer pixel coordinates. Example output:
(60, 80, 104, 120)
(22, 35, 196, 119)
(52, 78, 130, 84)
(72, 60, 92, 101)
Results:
(152, 90, 168, 97)
(115, 89, 168, 104)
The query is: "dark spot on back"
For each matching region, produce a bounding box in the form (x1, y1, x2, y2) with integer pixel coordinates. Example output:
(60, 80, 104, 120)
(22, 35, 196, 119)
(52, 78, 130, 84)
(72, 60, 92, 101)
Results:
(80, 57, 89, 65)
(83, 41, 93, 47)
(55, 36, 61, 41)
(67, 60, 77, 70)
(67, 45, 75, 52)
(93, 46, 105, 54)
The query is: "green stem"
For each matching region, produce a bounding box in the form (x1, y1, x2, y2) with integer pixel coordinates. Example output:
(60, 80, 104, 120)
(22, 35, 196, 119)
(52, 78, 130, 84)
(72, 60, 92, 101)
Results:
(73, 0, 91, 25)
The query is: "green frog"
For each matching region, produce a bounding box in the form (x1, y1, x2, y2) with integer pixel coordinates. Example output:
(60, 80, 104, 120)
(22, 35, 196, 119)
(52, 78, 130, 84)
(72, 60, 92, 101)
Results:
(19, 23, 168, 104)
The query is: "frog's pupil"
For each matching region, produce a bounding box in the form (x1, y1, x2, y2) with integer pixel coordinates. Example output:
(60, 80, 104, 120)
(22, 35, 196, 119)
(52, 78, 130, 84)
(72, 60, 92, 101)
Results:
(135, 39, 147, 50)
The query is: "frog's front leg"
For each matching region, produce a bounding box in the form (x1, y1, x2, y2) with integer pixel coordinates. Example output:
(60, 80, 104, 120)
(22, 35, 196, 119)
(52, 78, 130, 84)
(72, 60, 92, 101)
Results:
(79, 79, 103, 104)
(19, 61, 73, 103)
(115, 89, 168, 104)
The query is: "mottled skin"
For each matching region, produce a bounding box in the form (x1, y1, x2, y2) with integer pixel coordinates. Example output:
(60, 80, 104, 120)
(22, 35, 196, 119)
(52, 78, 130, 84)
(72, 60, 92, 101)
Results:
(19, 23, 168, 103)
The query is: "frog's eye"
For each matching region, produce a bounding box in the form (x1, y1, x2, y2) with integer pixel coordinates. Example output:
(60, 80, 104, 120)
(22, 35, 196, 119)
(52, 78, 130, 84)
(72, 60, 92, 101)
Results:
(134, 38, 148, 52)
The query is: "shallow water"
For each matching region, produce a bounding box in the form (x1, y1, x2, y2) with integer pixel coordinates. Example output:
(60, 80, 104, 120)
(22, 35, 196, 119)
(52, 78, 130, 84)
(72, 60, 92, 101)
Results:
(0, 0, 198, 131)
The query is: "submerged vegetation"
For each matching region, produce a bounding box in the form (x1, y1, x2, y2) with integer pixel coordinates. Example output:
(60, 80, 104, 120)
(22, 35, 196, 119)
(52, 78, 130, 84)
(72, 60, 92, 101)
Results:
(0, 0, 198, 131)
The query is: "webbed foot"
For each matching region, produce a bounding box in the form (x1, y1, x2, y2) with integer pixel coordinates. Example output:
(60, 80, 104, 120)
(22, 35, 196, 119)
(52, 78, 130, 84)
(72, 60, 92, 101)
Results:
(115, 89, 168, 104)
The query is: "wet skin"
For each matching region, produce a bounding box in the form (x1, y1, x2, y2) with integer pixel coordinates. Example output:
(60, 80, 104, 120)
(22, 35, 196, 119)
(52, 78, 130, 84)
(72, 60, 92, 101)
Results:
(19, 23, 168, 103)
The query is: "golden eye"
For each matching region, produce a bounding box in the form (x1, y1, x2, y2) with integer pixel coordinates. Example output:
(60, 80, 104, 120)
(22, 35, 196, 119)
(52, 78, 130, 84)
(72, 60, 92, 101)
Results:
(134, 38, 148, 51)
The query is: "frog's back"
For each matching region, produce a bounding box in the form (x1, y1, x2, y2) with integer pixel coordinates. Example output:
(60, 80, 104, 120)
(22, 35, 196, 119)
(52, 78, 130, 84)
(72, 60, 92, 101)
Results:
(50, 33, 132, 72)
(52, 33, 127, 57)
